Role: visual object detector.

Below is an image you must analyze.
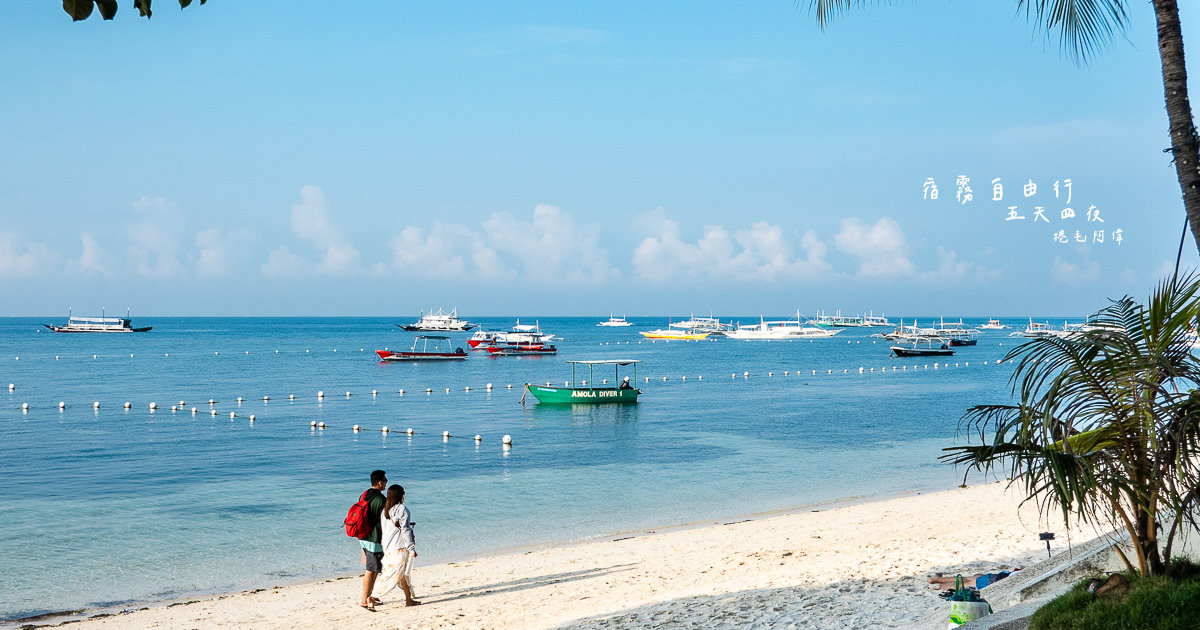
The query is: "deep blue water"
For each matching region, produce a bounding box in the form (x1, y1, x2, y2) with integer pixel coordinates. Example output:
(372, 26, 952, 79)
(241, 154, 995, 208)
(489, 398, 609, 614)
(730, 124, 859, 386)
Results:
(0, 315, 1035, 621)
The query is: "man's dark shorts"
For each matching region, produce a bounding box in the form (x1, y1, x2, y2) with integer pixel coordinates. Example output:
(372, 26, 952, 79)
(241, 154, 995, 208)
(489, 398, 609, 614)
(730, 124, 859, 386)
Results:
(363, 549, 384, 574)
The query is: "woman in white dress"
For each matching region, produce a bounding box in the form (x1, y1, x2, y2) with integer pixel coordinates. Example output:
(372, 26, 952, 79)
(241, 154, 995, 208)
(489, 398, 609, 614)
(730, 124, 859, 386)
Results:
(372, 484, 419, 606)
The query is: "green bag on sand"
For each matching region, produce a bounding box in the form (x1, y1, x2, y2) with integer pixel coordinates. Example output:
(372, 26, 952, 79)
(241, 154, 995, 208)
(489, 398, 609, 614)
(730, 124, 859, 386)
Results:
(947, 575, 992, 628)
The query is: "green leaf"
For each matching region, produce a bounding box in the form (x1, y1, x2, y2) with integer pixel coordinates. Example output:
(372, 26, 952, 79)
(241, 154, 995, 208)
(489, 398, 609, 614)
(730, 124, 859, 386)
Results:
(95, 0, 117, 19)
(62, 0, 94, 21)
(135, 0, 152, 18)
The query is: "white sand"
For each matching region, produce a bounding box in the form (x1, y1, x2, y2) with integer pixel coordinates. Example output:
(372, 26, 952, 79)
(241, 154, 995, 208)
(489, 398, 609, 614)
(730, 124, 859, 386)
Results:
(64, 481, 1102, 629)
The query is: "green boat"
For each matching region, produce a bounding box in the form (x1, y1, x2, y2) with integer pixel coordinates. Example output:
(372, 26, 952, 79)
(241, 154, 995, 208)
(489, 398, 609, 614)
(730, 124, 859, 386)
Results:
(523, 359, 643, 404)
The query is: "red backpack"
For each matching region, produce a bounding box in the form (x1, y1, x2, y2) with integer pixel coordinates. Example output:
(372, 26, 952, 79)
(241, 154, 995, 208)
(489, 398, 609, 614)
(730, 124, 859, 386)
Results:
(344, 489, 377, 539)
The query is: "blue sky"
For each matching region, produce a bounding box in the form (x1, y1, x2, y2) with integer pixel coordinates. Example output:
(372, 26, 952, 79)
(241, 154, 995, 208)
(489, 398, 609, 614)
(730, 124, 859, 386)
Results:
(0, 1, 1195, 316)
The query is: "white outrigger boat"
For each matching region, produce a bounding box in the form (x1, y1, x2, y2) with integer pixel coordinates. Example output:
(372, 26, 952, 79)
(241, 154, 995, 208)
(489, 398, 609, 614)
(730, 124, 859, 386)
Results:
(978, 318, 1007, 330)
(398, 308, 475, 332)
(726, 312, 841, 340)
(469, 320, 556, 349)
(596, 314, 633, 327)
(43, 309, 151, 333)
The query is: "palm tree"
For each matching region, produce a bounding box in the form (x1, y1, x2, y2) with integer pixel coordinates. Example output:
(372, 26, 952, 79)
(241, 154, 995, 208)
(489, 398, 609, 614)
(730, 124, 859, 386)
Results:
(806, 1, 1200, 254)
(941, 273, 1200, 576)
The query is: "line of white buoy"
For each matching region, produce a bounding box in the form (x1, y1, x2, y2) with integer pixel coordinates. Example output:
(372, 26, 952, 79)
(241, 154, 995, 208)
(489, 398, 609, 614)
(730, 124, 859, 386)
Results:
(12, 362, 1008, 416)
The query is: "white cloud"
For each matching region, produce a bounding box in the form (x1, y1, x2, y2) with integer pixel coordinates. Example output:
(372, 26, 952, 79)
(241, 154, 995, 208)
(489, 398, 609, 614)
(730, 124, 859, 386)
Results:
(834, 217, 915, 277)
(70, 232, 111, 275)
(195, 228, 252, 278)
(0, 233, 56, 278)
(126, 195, 185, 278)
(387, 224, 469, 278)
(277, 185, 362, 276)
(260, 246, 307, 278)
(481, 204, 619, 283)
(631, 209, 829, 282)
(1051, 255, 1101, 284)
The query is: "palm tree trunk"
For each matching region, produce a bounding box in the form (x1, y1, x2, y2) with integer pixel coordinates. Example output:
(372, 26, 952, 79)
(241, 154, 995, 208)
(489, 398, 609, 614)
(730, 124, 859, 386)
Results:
(1155, 0, 1200, 253)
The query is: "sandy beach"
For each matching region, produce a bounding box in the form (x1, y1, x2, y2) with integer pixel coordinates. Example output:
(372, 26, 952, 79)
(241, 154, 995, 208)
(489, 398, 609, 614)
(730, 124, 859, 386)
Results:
(52, 480, 1106, 630)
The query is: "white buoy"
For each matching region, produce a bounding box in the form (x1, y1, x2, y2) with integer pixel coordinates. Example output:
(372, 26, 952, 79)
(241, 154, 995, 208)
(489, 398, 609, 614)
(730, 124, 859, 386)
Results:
(731, 373, 736, 379)
(644, 377, 649, 382)
(214, 352, 219, 356)
(398, 389, 405, 395)
(682, 376, 687, 381)
(317, 421, 325, 428)
(248, 415, 255, 422)
(171, 405, 177, 411)
(446, 388, 451, 394)
(21, 402, 29, 410)
(768, 372, 773, 376)
(59, 401, 65, 410)
(662, 376, 667, 381)
(474, 434, 482, 442)
(744, 371, 749, 378)
(230, 411, 236, 419)
(289, 394, 295, 400)
(311, 421, 317, 427)
(426, 388, 432, 393)
(486, 383, 493, 390)
(353, 425, 360, 432)
(465, 386, 470, 391)
(317, 391, 324, 398)
(149, 402, 157, 410)
(8, 383, 13, 390)
(179, 400, 185, 407)
(406, 428, 414, 435)
(502, 434, 513, 445)
(165, 353, 168, 357)
(209, 399, 215, 405)
(264, 396, 270, 401)
(965, 362, 969, 367)
(93, 354, 97, 359)
(859, 367, 864, 374)
(237, 397, 243, 403)
(443, 430, 450, 437)
(698, 375, 703, 380)
(783, 371, 788, 376)
(381, 426, 389, 433)
(506, 384, 512, 389)
(124, 402, 131, 409)
(192, 407, 198, 414)
(94, 401, 101, 409)
(372, 390, 378, 396)
(345, 391, 351, 397)
(211, 409, 218, 417)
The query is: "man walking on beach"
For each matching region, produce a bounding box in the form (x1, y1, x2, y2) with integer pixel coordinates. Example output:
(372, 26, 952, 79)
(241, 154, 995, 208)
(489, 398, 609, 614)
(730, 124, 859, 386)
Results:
(359, 470, 387, 611)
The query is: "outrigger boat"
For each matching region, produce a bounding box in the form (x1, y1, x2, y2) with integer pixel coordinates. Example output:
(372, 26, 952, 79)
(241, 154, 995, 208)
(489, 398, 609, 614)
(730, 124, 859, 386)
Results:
(397, 308, 475, 332)
(639, 327, 710, 340)
(978, 318, 1007, 330)
(596, 314, 633, 327)
(890, 337, 955, 357)
(43, 309, 151, 333)
(376, 335, 468, 361)
(485, 343, 557, 356)
(523, 360, 642, 404)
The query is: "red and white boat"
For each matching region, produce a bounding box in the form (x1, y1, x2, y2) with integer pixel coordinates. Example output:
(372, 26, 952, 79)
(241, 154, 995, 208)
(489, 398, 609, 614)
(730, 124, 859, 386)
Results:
(483, 343, 558, 356)
(468, 320, 555, 349)
(376, 335, 468, 361)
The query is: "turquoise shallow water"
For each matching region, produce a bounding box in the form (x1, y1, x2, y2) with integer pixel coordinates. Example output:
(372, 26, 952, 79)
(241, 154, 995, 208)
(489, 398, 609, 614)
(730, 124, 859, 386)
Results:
(0, 316, 1027, 621)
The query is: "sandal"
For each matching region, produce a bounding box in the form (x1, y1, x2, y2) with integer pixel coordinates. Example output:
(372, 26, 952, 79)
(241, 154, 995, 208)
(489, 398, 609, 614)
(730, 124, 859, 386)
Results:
(361, 603, 376, 612)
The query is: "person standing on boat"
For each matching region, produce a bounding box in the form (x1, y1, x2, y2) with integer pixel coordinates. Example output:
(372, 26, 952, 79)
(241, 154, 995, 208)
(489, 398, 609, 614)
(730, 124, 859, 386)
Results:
(358, 470, 388, 611)
(373, 484, 420, 607)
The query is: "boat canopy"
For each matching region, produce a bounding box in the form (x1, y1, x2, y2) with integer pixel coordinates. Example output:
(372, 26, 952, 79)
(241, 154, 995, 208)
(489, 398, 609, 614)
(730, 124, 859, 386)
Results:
(415, 335, 452, 340)
(566, 360, 642, 366)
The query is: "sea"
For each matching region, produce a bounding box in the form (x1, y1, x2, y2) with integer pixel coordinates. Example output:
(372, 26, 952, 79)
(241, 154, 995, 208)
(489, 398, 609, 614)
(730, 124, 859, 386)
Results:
(0, 315, 1042, 622)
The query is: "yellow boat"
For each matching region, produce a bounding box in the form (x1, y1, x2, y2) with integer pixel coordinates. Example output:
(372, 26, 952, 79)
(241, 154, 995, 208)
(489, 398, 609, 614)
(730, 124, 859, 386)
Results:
(638, 329, 710, 340)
